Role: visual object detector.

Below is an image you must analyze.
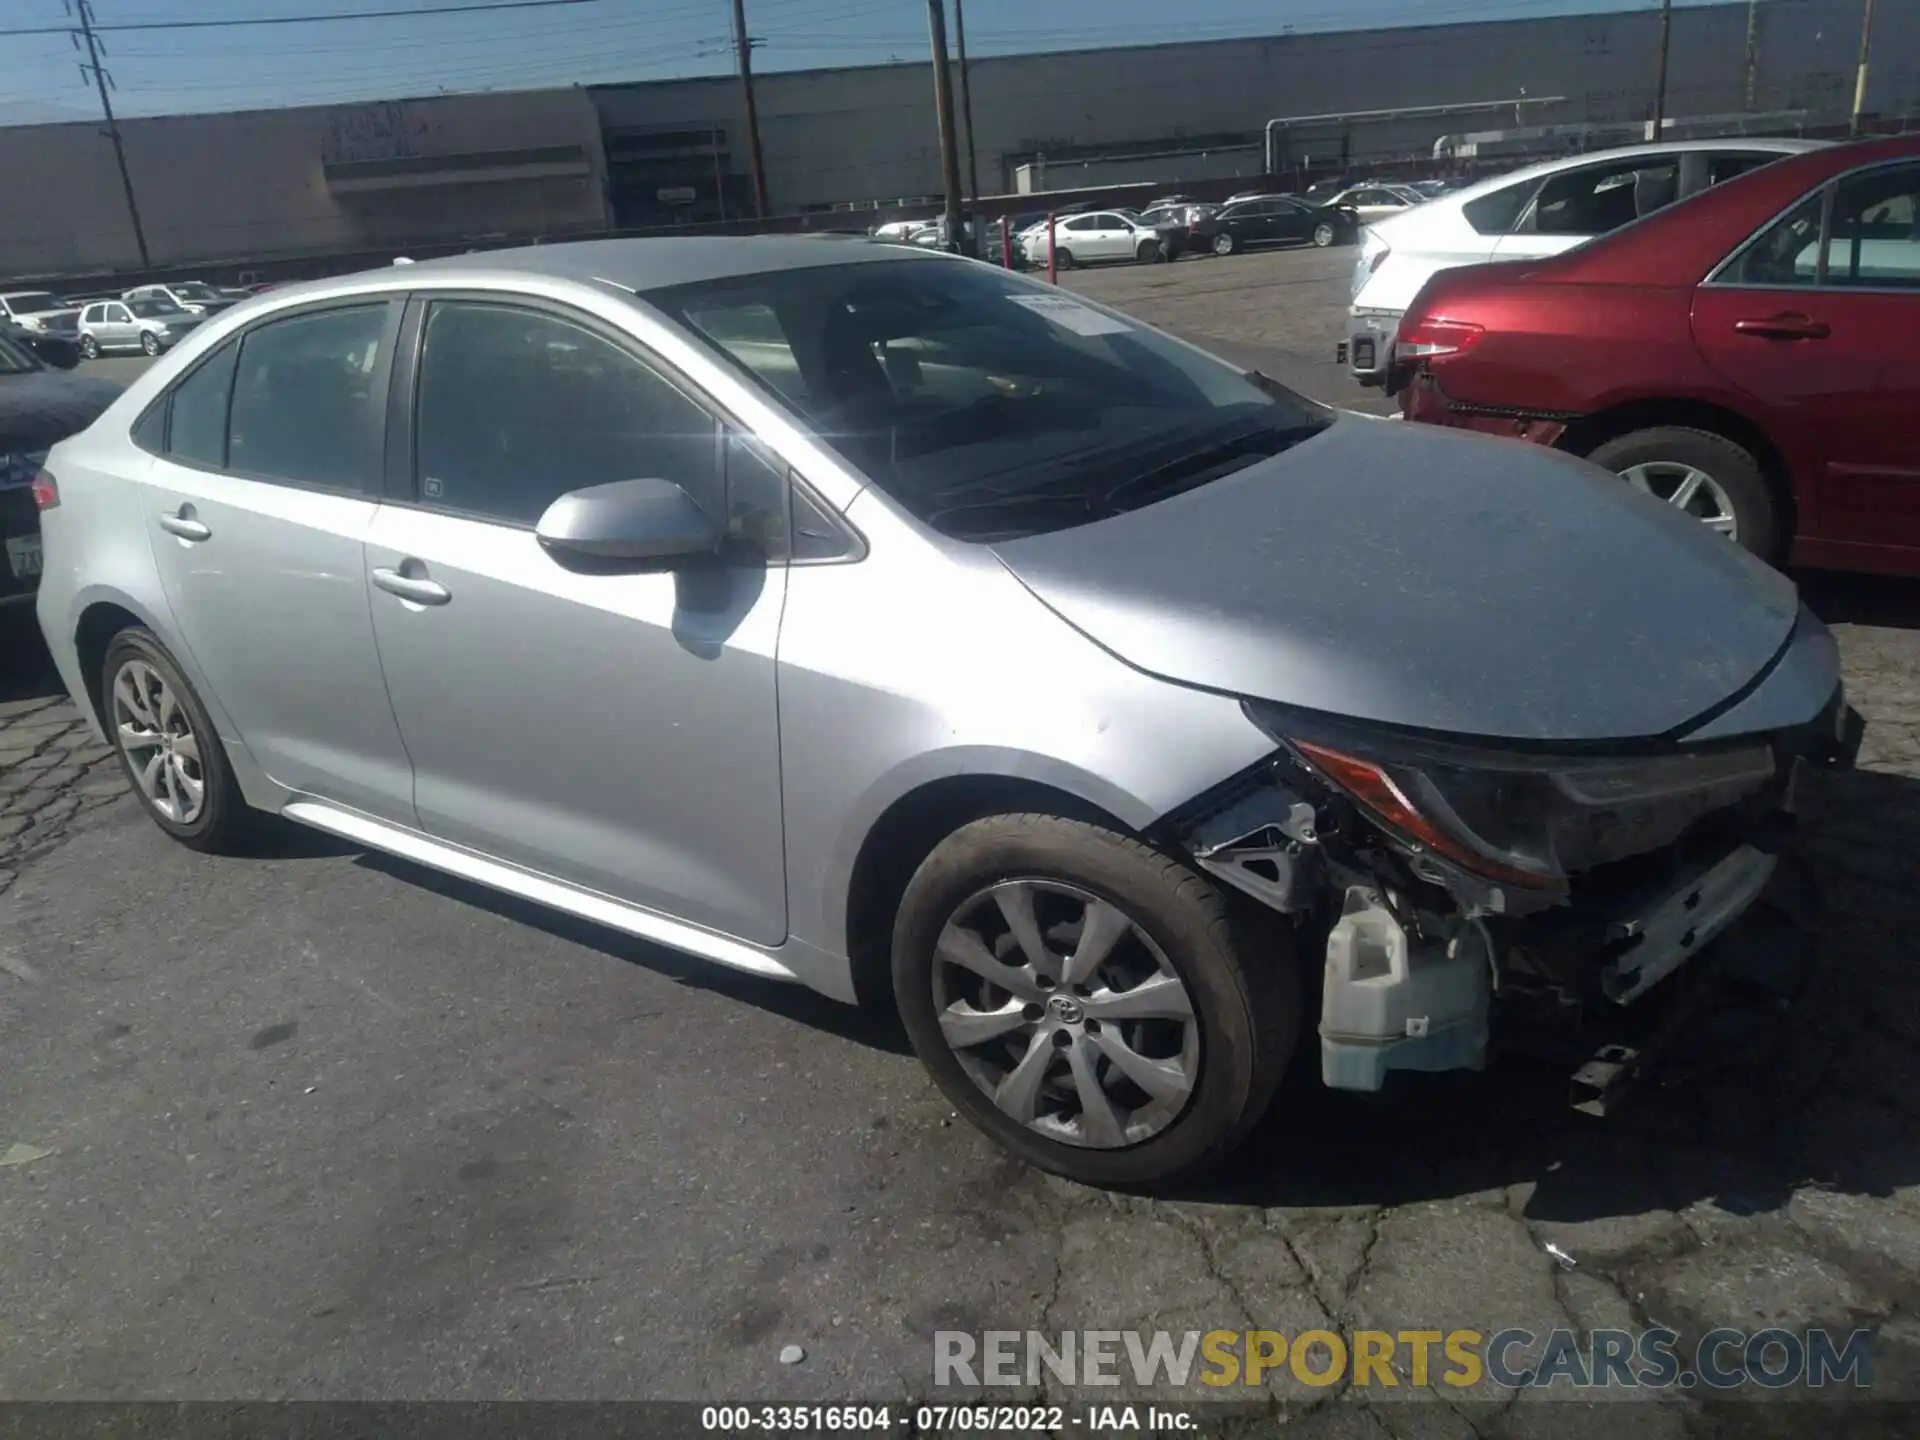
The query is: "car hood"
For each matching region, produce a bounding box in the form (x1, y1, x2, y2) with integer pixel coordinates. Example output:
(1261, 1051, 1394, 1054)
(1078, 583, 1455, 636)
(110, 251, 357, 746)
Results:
(989, 415, 1803, 744)
(0, 370, 125, 452)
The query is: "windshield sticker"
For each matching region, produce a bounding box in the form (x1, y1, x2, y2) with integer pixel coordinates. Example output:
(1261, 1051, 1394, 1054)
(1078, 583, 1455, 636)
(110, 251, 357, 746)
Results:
(1005, 294, 1131, 337)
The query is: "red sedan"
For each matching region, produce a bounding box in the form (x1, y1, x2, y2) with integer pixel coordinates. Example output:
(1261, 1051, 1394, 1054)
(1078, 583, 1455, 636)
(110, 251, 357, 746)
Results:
(1393, 135, 1920, 577)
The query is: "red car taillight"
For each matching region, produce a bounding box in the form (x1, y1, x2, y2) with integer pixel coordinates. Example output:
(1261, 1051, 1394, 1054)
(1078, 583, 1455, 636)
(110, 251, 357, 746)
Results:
(1397, 317, 1484, 359)
(30, 469, 59, 510)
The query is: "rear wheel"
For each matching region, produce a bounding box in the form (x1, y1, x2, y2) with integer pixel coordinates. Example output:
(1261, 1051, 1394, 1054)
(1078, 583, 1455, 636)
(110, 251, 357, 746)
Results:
(78, 333, 99, 360)
(101, 628, 254, 853)
(140, 331, 160, 356)
(893, 814, 1297, 1187)
(1211, 232, 1237, 257)
(1312, 221, 1337, 247)
(1585, 426, 1777, 558)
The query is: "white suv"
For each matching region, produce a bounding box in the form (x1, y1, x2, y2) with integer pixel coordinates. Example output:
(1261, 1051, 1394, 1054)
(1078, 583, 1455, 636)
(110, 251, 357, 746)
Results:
(1341, 138, 1827, 387)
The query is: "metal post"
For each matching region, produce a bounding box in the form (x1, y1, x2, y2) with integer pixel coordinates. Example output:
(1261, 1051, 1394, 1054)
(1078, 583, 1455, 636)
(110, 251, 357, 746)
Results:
(953, 0, 981, 203)
(1046, 213, 1056, 284)
(925, 0, 965, 253)
(1851, 0, 1879, 138)
(1651, 0, 1673, 137)
(731, 0, 769, 218)
(74, 0, 149, 270)
(1000, 216, 1011, 269)
(1743, 0, 1761, 111)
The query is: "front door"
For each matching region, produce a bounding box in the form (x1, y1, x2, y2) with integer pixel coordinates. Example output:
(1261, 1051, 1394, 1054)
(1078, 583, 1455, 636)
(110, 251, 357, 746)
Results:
(364, 297, 790, 945)
(1693, 159, 1920, 559)
(138, 300, 418, 820)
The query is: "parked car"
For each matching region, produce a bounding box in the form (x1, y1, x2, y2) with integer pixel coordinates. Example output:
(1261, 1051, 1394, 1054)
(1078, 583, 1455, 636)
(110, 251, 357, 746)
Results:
(1344, 137, 1827, 387)
(1, 327, 121, 614)
(77, 298, 204, 358)
(4, 313, 83, 369)
(1188, 195, 1360, 256)
(32, 238, 1861, 1183)
(0, 290, 80, 333)
(1322, 183, 1426, 227)
(123, 282, 241, 318)
(1393, 134, 1920, 578)
(1019, 209, 1170, 267)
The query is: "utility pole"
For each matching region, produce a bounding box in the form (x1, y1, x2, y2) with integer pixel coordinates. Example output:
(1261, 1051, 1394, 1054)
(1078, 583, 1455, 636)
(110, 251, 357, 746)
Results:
(953, 0, 980, 202)
(1650, 0, 1673, 137)
(1743, 0, 1761, 111)
(71, 0, 149, 270)
(925, 0, 964, 253)
(730, 0, 769, 218)
(1850, 0, 1878, 137)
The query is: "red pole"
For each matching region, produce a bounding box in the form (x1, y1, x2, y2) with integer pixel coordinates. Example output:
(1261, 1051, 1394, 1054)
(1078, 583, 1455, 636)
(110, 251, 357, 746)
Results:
(1000, 216, 1011, 269)
(1046, 213, 1057, 284)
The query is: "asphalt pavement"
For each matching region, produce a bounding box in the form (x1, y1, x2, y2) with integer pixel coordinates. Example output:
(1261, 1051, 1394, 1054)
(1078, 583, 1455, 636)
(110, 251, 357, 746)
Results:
(5, 248, 1920, 1430)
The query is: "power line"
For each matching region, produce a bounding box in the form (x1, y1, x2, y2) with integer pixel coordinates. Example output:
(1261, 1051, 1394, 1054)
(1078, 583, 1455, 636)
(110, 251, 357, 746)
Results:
(0, 0, 593, 40)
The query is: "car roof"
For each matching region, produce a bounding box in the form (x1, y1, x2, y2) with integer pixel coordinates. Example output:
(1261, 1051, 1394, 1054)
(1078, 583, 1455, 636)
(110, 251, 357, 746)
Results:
(283, 235, 946, 303)
(1438, 136, 1828, 208)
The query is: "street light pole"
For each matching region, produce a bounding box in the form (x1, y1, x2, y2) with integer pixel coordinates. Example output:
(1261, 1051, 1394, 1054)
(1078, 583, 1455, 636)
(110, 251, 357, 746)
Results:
(731, 0, 770, 217)
(1850, 0, 1879, 138)
(1650, 0, 1673, 137)
(925, 0, 965, 253)
(1743, 0, 1761, 111)
(73, 0, 149, 270)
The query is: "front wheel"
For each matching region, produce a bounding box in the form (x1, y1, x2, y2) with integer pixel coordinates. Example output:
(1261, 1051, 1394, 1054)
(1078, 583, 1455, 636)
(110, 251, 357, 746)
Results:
(1136, 239, 1163, 264)
(140, 331, 160, 356)
(1312, 221, 1337, 247)
(1211, 232, 1236, 257)
(1585, 426, 1777, 558)
(893, 814, 1297, 1187)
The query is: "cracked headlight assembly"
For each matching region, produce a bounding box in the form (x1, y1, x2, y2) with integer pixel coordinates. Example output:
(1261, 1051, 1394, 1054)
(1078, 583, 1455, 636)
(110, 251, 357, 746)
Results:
(1244, 704, 1777, 890)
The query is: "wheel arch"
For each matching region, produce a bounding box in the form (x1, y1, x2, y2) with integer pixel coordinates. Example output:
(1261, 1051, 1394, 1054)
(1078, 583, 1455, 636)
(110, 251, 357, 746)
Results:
(1554, 395, 1799, 545)
(839, 767, 1140, 1011)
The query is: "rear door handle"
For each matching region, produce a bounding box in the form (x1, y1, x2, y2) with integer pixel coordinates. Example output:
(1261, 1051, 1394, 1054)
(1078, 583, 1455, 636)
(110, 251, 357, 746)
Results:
(1732, 313, 1831, 341)
(371, 566, 451, 606)
(157, 508, 210, 542)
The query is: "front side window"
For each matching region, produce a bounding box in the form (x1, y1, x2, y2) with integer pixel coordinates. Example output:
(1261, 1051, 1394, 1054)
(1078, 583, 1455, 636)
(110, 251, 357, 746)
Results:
(1062, 216, 1100, 233)
(650, 258, 1333, 542)
(412, 301, 722, 528)
(227, 304, 388, 489)
(107, 305, 132, 323)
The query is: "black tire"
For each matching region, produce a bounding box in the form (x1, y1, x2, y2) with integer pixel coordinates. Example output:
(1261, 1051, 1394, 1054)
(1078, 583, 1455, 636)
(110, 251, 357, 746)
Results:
(78, 334, 98, 360)
(1136, 239, 1162, 264)
(892, 813, 1298, 1188)
(100, 628, 254, 853)
(140, 331, 160, 356)
(1211, 232, 1236, 257)
(1052, 248, 1075, 271)
(1584, 426, 1778, 559)
(1312, 221, 1337, 247)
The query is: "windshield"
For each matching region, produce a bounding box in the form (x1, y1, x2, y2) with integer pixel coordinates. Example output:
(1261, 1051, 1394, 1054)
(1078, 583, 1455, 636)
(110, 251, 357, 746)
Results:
(130, 299, 186, 318)
(171, 283, 219, 301)
(4, 292, 59, 313)
(649, 258, 1332, 541)
(0, 330, 39, 373)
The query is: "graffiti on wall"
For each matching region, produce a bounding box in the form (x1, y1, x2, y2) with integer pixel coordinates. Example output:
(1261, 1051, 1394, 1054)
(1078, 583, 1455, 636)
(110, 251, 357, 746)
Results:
(323, 102, 419, 164)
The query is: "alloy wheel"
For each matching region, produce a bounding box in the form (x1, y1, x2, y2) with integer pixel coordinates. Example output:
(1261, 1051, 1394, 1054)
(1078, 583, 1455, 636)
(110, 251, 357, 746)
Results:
(1212, 233, 1234, 256)
(79, 335, 98, 359)
(110, 658, 206, 824)
(931, 879, 1200, 1150)
(141, 332, 160, 355)
(1620, 461, 1739, 540)
(1313, 222, 1336, 247)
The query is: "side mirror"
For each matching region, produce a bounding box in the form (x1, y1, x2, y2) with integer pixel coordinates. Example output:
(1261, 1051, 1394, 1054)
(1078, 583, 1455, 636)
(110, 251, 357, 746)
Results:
(534, 478, 721, 568)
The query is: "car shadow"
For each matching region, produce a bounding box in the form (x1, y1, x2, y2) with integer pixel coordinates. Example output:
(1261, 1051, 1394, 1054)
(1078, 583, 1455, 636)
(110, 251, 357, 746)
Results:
(1797, 568, 1920, 632)
(1171, 764, 1920, 1237)
(349, 847, 914, 1057)
(0, 613, 67, 704)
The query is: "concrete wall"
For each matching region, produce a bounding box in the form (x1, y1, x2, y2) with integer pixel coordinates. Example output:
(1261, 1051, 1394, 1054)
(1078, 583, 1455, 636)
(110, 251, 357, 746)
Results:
(0, 88, 611, 279)
(590, 0, 1918, 213)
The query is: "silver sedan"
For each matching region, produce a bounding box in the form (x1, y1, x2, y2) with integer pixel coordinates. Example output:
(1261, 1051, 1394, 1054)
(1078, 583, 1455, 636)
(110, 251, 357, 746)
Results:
(32, 239, 1857, 1184)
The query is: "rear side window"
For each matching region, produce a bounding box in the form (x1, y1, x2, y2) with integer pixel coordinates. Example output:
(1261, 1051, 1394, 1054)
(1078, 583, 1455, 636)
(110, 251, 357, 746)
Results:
(1708, 152, 1776, 186)
(227, 304, 388, 490)
(1826, 163, 1920, 289)
(1462, 181, 1536, 236)
(1528, 161, 1678, 237)
(167, 342, 239, 469)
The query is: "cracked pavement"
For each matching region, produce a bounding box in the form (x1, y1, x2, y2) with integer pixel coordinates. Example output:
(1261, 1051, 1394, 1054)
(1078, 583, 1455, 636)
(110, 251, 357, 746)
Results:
(3, 253, 1919, 1436)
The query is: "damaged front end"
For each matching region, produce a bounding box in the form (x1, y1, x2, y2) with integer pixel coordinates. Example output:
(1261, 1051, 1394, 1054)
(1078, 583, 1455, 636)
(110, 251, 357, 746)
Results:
(1167, 688, 1864, 1106)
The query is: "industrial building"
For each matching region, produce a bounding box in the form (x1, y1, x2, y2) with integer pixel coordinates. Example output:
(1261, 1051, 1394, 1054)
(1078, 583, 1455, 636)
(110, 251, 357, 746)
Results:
(0, 0, 1913, 281)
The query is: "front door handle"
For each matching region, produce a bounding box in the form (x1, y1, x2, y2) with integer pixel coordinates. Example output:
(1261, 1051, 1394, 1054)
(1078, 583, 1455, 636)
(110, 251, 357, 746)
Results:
(157, 507, 210, 542)
(1732, 313, 1831, 341)
(371, 566, 451, 606)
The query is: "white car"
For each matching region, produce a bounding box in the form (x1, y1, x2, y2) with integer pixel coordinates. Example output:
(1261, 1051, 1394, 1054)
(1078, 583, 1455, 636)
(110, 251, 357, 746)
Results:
(123, 282, 239, 317)
(0, 290, 78, 332)
(1018, 210, 1166, 269)
(1341, 137, 1827, 387)
(1322, 184, 1428, 226)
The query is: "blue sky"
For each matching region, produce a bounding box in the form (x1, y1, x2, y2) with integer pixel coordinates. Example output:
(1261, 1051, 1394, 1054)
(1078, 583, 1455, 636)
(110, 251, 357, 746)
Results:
(0, 0, 1729, 122)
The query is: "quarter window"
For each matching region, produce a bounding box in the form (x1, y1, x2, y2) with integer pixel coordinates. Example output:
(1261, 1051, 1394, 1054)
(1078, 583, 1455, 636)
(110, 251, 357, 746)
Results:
(412, 301, 723, 528)
(1462, 180, 1536, 236)
(168, 342, 240, 470)
(227, 304, 388, 489)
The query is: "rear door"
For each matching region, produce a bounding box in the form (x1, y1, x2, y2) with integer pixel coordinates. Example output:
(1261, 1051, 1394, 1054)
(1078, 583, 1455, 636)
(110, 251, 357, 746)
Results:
(1693, 158, 1920, 559)
(136, 299, 419, 821)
